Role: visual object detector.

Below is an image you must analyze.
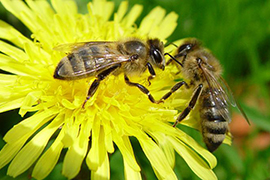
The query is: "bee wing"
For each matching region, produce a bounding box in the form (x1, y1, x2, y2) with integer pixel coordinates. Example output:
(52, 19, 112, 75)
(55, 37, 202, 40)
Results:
(202, 67, 233, 123)
(54, 42, 132, 79)
(202, 67, 249, 124)
(53, 41, 114, 52)
(218, 76, 250, 124)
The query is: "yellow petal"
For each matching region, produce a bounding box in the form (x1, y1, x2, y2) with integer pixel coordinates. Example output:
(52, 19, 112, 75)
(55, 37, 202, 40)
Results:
(0, 74, 17, 83)
(7, 113, 63, 177)
(61, 98, 78, 110)
(91, 153, 110, 180)
(53, 14, 75, 43)
(1, 0, 42, 33)
(24, 0, 55, 50)
(102, 1, 114, 21)
(51, 0, 77, 19)
(23, 41, 51, 64)
(61, 111, 79, 147)
(4, 108, 59, 144)
(62, 120, 90, 179)
(138, 135, 177, 180)
(169, 137, 217, 180)
(121, 4, 143, 28)
(159, 134, 175, 168)
(32, 129, 64, 180)
(138, 6, 165, 36)
(25, 0, 54, 23)
(86, 119, 106, 171)
(0, 20, 29, 47)
(103, 120, 114, 153)
(0, 98, 24, 114)
(223, 133, 232, 145)
(113, 133, 140, 172)
(115, 1, 128, 22)
(0, 74, 18, 102)
(123, 159, 142, 180)
(1, 0, 32, 22)
(88, 0, 114, 21)
(175, 129, 217, 169)
(0, 54, 35, 77)
(151, 11, 178, 40)
(0, 137, 27, 169)
(0, 40, 28, 61)
(19, 91, 42, 117)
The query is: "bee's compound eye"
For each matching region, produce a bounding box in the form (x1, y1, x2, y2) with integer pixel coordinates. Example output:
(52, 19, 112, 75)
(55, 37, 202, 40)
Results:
(177, 43, 193, 54)
(151, 48, 163, 64)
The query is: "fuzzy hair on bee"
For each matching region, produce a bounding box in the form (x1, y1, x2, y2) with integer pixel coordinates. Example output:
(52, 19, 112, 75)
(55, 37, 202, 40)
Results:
(158, 38, 249, 152)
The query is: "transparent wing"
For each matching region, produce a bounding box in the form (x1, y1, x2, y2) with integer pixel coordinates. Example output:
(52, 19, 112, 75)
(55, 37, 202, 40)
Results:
(202, 67, 234, 123)
(54, 41, 131, 78)
(219, 76, 250, 124)
(53, 41, 113, 52)
(202, 67, 249, 124)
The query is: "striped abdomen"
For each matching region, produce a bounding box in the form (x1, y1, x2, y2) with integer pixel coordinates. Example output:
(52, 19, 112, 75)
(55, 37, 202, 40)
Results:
(199, 88, 229, 152)
(54, 45, 116, 80)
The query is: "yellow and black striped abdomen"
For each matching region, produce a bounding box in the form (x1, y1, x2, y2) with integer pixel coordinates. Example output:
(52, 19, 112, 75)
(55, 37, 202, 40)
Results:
(200, 88, 229, 152)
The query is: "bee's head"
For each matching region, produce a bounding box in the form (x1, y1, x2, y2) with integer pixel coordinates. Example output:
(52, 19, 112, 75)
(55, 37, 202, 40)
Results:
(148, 39, 165, 70)
(175, 38, 201, 65)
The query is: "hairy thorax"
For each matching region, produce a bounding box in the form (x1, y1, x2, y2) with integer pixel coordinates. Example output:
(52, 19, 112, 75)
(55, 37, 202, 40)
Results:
(182, 49, 222, 87)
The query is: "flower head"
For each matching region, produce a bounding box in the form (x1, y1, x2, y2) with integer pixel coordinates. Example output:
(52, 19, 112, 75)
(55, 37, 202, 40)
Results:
(0, 0, 217, 179)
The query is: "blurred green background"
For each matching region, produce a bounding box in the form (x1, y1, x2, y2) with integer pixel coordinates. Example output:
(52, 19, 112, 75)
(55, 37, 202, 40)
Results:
(0, 0, 270, 180)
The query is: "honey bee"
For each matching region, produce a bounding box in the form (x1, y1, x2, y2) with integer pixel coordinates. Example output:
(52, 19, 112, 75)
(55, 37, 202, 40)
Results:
(53, 38, 166, 107)
(159, 38, 249, 152)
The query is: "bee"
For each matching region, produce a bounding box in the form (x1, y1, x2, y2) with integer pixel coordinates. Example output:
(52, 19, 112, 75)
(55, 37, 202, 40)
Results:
(159, 38, 249, 152)
(53, 38, 166, 107)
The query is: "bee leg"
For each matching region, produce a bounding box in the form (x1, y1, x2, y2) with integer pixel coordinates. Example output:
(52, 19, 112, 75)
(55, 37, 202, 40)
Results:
(157, 81, 189, 103)
(164, 52, 183, 67)
(82, 65, 120, 108)
(124, 74, 157, 103)
(146, 62, 156, 86)
(166, 58, 173, 66)
(173, 84, 203, 127)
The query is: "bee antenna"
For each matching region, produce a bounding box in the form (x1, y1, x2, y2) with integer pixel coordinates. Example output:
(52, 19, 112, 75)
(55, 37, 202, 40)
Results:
(164, 53, 183, 67)
(165, 42, 178, 48)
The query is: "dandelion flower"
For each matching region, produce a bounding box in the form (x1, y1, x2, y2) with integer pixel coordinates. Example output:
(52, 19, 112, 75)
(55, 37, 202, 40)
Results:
(0, 0, 217, 179)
